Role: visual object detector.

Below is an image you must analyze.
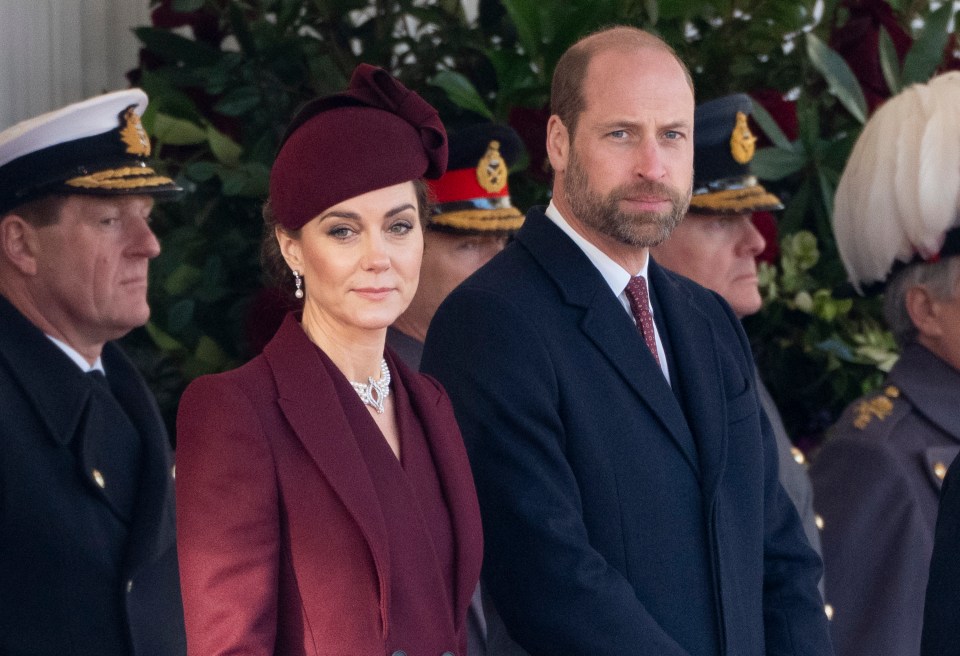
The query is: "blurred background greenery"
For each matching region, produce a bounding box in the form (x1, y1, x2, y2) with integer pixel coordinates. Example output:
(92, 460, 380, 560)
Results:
(127, 0, 959, 446)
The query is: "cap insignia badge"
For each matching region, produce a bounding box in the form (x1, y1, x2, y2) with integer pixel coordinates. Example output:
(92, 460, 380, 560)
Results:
(476, 140, 508, 193)
(119, 107, 151, 157)
(729, 111, 756, 164)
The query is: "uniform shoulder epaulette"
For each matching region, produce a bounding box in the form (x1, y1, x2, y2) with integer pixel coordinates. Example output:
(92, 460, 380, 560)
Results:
(852, 385, 901, 430)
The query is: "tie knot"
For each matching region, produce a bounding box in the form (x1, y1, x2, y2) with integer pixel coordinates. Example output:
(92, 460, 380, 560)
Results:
(87, 370, 110, 390)
(625, 275, 650, 309)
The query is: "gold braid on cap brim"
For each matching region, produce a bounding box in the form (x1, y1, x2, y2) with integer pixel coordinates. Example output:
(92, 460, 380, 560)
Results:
(430, 207, 525, 233)
(688, 185, 783, 214)
(65, 166, 175, 190)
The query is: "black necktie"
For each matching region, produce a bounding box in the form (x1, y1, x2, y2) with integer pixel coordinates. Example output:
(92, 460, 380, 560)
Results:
(81, 370, 142, 522)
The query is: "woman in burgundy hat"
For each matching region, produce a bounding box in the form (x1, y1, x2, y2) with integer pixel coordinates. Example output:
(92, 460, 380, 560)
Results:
(174, 64, 482, 656)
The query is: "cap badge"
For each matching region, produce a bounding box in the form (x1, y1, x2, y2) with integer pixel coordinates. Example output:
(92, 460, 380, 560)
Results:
(476, 140, 508, 193)
(729, 111, 756, 164)
(119, 106, 151, 157)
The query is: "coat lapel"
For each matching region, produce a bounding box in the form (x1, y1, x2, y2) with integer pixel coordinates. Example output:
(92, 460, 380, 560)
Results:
(264, 315, 392, 623)
(103, 343, 177, 577)
(390, 351, 484, 634)
(516, 211, 701, 475)
(0, 295, 89, 447)
(649, 263, 730, 500)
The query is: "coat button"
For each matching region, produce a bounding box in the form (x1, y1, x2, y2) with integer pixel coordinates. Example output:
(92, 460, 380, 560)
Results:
(92, 469, 105, 488)
(126, 580, 134, 593)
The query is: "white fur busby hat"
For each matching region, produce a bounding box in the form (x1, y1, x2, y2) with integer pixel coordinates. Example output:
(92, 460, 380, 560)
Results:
(833, 72, 960, 292)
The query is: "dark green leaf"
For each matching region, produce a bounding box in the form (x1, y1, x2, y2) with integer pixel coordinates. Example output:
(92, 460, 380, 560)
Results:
(134, 27, 221, 66)
(186, 162, 219, 183)
(901, 3, 953, 86)
(206, 127, 243, 166)
(152, 114, 207, 146)
(214, 87, 262, 117)
(751, 146, 807, 181)
(500, 0, 543, 59)
(168, 299, 197, 333)
(173, 0, 206, 11)
(227, 2, 257, 55)
(806, 33, 867, 124)
(430, 71, 494, 119)
(750, 98, 794, 151)
(877, 27, 901, 95)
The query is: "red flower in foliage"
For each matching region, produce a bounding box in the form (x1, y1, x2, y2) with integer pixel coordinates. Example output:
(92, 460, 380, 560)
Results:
(508, 105, 552, 184)
(750, 89, 799, 144)
(751, 211, 780, 265)
(829, 0, 912, 112)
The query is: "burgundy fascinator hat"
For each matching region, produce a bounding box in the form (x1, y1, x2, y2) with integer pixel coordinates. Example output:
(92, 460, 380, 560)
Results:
(269, 64, 448, 230)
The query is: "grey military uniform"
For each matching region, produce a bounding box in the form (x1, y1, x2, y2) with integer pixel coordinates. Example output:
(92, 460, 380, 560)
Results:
(757, 375, 823, 563)
(811, 343, 960, 656)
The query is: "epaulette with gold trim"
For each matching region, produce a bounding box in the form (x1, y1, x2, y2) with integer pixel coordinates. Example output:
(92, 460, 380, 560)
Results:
(852, 385, 901, 430)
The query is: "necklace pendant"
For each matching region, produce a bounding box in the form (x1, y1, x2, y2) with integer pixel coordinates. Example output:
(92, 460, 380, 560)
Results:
(366, 376, 385, 414)
(350, 358, 391, 414)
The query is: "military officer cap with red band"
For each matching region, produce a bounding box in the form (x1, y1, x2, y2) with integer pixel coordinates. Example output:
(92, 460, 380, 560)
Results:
(427, 122, 525, 235)
(269, 63, 448, 231)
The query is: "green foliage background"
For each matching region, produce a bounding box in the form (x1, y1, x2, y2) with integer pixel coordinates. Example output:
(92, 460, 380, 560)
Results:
(130, 0, 958, 445)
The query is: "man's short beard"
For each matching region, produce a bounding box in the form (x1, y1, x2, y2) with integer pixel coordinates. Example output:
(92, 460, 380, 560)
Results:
(565, 147, 691, 248)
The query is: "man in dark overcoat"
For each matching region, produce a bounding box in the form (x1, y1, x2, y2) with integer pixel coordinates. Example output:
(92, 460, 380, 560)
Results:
(0, 90, 186, 656)
(422, 26, 832, 656)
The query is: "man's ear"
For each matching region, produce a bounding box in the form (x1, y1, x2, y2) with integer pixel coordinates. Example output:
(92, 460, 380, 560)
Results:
(905, 284, 942, 340)
(546, 115, 570, 175)
(0, 214, 39, 276)
(274, 225, 303, 273)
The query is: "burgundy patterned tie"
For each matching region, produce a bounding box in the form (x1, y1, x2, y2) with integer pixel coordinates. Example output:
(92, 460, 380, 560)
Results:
(625, 275, 661, 367)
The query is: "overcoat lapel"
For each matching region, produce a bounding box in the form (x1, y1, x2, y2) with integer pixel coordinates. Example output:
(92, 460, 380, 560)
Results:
(516, 212, 700, 475)
(390, 350, 483, 633)
(264, 315, 392, 624)
(649, 262, 729, 501)
(105, 343, 177, 577)
(0, 295, 89, 447)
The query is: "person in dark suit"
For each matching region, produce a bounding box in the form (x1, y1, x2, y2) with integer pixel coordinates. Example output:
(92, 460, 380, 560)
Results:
(650, 93, 823, 568)
(0, 90, 185, 655)
(175, 64, 483, 656)
(809, 71, 960, 656)
(389, 122, 526, 656)
(923, 451, 960, 656)
(422, 26, 831, 656)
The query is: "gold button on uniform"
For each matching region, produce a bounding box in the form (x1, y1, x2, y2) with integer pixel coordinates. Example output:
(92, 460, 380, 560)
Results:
(92, 469, 105, 488)
(171, 464, 176, 480)
(824, 604, 834, 620)
(815, 514, 824, 530)
(791, 446, 806, 465)
(935, 462, 948, 480)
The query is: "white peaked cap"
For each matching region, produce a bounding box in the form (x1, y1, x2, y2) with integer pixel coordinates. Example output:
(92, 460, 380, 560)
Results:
(833, 71, 960, 292)
(0, 89, 148, 168)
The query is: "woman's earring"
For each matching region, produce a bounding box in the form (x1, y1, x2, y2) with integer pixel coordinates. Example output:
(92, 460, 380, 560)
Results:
(293, 270, 304, 299)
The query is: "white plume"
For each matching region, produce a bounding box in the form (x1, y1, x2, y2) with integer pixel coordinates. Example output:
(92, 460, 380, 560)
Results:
(833, 72, 960, 291)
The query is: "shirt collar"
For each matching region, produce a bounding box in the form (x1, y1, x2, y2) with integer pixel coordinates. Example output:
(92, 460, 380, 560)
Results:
(544, 201, 650, 297)
(45, 335, 105, 374)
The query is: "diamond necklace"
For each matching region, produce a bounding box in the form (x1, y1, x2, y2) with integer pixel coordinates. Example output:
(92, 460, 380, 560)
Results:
(350, 358, 391, 414)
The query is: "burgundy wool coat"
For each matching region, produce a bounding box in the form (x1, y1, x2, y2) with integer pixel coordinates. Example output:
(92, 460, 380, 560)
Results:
(175, 314, 483, 656)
